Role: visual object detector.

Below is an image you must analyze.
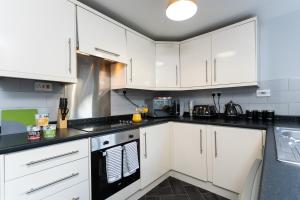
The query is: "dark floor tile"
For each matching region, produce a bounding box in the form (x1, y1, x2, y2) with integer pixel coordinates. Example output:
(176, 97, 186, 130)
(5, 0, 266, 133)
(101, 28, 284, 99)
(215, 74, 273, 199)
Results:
(169, 177, 186, 194)
(184, 185, 206, 200)
(160, 194, 189, 200)
(145, 196, 161, 200)
(138, 196, 146, 200)
(198, 187, 210, 194)
(159, 178, 171, 188)
(147, 186, 174, 196)
(203, 192, 219, 200)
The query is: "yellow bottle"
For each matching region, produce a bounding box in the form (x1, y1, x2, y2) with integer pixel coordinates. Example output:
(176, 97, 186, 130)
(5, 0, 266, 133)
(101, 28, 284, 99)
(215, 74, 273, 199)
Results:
(132, 108, 142, 123)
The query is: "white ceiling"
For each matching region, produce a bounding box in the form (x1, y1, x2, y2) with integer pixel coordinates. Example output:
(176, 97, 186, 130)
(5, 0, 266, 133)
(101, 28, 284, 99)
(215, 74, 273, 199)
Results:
(78, 0, 300, 41)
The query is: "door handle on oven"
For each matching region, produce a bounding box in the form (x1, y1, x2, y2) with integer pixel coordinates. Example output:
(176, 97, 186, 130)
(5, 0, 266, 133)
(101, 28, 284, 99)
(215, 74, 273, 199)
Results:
(26, 150, 79, 166)
(143, 132, 147, 159)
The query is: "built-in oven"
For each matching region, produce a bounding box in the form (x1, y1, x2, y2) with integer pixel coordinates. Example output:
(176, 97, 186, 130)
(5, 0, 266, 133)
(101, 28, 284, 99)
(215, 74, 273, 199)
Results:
(90, 129, 140, 200)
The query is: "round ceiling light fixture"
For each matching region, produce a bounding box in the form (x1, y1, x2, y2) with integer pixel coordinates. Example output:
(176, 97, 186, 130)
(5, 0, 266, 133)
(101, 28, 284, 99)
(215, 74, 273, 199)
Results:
(166, 0, 198, 21)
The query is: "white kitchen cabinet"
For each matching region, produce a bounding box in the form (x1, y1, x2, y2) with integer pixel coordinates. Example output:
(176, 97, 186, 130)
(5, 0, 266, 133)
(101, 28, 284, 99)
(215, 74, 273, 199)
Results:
(0, 0, 77, 83)
(5, 139, 88, 181)
(210, 126, 263, 193)
(155, 43, 180, 88)
(126, 31, 156, 89)
(77, 7, 127, 63)
(43, 181, 89, 200)
(172, 123, 207, 181)
(180, 35, 212, 88)
(140, 123, 171, 188)
(5, 157, 89, 200)
(212, 20, 257, 86)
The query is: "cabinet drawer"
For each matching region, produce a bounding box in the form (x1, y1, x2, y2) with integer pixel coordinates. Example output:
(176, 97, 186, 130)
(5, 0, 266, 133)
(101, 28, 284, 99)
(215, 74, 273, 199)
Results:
(5, 139, 88, 181)
(5, 158, 88, 200)
(43, 180, 89, 200)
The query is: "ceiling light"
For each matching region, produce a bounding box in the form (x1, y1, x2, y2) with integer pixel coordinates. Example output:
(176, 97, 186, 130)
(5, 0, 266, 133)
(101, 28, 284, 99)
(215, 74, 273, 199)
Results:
(166, 0, 198, 21)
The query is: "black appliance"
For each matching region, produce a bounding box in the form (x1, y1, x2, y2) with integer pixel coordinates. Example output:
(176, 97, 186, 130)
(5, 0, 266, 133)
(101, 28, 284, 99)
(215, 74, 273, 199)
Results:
(224, 101, 243, 117)
(146, 97, 180, 118)
(193, 105, 217, 118)
(90, 129, 140, 200)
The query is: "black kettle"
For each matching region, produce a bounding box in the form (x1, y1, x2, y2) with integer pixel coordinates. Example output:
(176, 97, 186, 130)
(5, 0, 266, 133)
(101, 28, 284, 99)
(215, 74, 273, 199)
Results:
(224, 101, 243, 117)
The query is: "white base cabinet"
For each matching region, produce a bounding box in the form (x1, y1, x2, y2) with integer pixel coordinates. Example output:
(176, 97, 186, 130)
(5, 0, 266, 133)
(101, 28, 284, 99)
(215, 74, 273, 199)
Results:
(172, 123, 207, 181)
(0, 0, 77, 83)
(140, 123, 171, 188)
(209, 126, 263, 193)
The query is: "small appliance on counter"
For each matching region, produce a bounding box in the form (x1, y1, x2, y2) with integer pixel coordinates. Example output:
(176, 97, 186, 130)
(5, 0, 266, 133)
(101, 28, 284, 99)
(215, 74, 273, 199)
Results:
(246, 110, 275, 121)
(146, 97, 180, 118)
(57, 98, 69, 129)
(193, 105, 218, 118)
(224, 101, 243, 118)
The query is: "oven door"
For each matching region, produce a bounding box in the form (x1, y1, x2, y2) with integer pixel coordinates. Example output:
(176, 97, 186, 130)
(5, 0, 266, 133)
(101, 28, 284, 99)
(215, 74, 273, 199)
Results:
(91, 140, 140, 200)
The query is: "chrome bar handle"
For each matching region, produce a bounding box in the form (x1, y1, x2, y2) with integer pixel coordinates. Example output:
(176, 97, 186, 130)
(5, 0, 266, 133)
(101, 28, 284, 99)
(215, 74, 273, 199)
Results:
(26, 173, 79, 195)
(205, 60, 208, 83)
(68, 38, 72, 74)
(130, 58, 133, 82)
(143, 132, 147, 159)
(214, 131, 217, 157)
(176, 65, 178, 86)
(72, 197, 80, 200)
(214, 58, 217, 82)
(200, 129, 203, 154)
(26, 150, 79, 166)
(94, 47, 120, 57)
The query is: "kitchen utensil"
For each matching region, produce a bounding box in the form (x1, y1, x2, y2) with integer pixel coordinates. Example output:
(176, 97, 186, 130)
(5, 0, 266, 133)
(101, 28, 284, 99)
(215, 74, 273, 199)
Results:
(252, 110, 261, 120)
(246, 110, 253, 119)
(224, 101, 243, 117)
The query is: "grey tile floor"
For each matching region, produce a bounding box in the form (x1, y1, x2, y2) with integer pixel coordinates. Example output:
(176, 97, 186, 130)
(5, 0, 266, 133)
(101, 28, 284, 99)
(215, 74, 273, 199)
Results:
(139, 177, 228, 200)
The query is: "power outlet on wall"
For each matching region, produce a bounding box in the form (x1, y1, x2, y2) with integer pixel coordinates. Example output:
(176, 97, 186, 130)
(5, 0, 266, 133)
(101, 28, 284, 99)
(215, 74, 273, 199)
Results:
(256, 89, 271, 97)
(34, 81, 53, 92)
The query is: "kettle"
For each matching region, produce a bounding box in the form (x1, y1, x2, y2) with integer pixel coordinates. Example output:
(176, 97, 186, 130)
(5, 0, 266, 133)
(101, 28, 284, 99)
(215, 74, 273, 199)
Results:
(224, 101, 243, 117)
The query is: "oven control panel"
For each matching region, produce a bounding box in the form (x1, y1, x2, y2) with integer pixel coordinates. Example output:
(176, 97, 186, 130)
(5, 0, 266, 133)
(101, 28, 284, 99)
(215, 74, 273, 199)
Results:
(91, 129, 140, 152)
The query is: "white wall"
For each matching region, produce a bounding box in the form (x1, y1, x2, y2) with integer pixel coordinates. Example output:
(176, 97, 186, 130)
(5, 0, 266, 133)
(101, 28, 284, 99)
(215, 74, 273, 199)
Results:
(259, 8, 300, 80)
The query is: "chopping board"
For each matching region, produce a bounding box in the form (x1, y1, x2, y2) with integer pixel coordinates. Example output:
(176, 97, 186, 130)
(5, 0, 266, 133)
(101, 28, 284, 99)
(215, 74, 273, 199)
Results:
(1, 109, 38, 134)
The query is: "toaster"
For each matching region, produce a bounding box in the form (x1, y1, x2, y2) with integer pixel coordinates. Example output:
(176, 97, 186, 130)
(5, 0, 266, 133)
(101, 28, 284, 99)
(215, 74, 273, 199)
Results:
(193, 105, 217, 118)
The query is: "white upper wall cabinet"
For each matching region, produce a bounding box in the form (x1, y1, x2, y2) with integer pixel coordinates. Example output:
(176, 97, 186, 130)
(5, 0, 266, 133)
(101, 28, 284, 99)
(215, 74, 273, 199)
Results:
(0, 0, 77, 83)
(180, 35, 212, 88)
(155, 43, 180, 88)
(212, 20, 257, 86)
(126, 31, 156, 88)
(77, 7, 127, 64)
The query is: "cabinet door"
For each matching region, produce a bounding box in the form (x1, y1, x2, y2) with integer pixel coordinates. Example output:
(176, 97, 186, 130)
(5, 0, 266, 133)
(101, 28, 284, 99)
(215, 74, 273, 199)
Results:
(155, 43, 180, 88)
(172, 123, 207, 181)
(180, 36, 211, 87)
(140, 123, 170, 188)
(211, 126, 262, 193)
(212, 21, 256, 85)
(44, 181, 89, 200)
(0, 0, 77, 83)
(77, 7, 127, 63)
(126, 31, 155, 88)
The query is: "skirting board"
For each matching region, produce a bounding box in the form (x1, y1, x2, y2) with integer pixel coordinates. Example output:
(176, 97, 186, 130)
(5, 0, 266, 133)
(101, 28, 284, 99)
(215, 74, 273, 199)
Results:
(126, 170, 238, 200)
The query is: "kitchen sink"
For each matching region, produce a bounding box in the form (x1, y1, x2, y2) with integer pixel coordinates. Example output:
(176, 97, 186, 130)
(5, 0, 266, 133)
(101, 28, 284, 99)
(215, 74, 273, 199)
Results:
(275, 127, 300, 165)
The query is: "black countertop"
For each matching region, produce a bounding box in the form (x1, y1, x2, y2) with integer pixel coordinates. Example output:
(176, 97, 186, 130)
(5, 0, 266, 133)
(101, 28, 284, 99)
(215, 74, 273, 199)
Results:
(0, 116, 299, 200)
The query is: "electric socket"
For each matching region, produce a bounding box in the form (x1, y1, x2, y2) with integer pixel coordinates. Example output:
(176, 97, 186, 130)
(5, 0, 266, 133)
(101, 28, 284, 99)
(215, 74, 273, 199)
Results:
(257, 89, 271, 97)
(34, 81, 53, 92)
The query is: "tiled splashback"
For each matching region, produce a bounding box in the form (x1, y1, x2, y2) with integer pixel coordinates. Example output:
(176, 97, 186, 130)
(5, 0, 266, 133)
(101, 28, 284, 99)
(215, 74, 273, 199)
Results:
(0, 78, 65, 122)
(166, 78, 300, 116)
